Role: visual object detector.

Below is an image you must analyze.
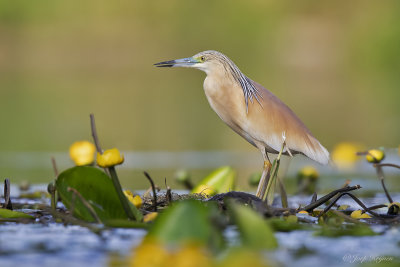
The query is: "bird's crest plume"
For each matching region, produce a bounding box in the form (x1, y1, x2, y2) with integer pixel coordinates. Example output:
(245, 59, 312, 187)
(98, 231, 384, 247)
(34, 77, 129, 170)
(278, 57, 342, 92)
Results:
(198, 50, 263, 112)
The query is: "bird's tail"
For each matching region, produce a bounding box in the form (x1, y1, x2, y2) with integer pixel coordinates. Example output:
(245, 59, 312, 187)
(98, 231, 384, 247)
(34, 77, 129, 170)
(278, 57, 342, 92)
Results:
(303, 134, 330, 165)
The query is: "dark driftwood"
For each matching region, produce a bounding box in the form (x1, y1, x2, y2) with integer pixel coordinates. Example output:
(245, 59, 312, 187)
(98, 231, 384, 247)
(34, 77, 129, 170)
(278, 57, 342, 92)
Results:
(303, 185, 361, 212)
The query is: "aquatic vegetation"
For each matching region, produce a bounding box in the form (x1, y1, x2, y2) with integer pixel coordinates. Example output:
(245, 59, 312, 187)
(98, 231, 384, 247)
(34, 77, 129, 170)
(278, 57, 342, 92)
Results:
(1, 114, 399, 266)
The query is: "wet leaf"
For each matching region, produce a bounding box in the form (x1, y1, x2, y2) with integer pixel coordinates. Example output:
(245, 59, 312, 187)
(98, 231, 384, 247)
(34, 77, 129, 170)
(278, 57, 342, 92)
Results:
(56, 166, 142, 222)
(351, 210, 372, 219)
(104, 219, 148, 229)
(314, 224, 376, 237)
(318, 210, 345, 226)
(267, 217, 303, 232)
(147, 200, 224, 249)
(218, 247, 272, 267)
(192, 166, 236, 196)
(228, 201, 277, 250)
(337, 205, 350, 211)
(0, 208, 34, 219)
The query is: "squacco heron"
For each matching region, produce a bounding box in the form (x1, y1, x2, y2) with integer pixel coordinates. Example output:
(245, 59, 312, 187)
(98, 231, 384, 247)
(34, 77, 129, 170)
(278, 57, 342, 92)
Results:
(155, 50, 329, 198)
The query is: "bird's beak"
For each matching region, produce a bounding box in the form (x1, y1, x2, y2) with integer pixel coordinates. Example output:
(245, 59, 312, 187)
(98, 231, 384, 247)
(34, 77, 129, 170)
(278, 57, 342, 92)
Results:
(154, 57, 200, 68)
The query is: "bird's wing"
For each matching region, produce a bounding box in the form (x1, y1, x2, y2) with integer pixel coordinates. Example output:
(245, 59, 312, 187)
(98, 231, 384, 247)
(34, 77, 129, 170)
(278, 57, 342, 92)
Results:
(247, 80, 330, 165)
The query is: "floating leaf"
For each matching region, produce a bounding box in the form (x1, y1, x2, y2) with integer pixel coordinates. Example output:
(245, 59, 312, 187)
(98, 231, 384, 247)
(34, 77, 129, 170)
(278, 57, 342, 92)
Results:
(0, 208, 34, 219)
(267, 217, 303, 232)
(228, 201, 277, 250)
(192, 166, 235, 196)
(218, 247, 272, 267)
(337, 205, 350, 211)
(104, 219, 147, 229)
(314, 224, 376, 237)
(350, 210, 372, 219)
(56, 166, 142, 222)
(147, 200, 224, 250)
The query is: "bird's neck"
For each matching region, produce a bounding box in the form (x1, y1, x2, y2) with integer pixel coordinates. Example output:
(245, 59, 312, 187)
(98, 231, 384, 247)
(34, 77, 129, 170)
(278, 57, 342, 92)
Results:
(203, 71, 236, 99)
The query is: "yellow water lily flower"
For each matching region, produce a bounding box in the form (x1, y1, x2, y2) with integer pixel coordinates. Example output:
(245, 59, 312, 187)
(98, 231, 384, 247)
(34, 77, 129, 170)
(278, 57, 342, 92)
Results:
(69, 141, 96, 166)
(143, 212, 158, 223)
(365, 149, 385, 163)
(350, 210, 371, 219)
(130, 239, 212, 267)
(123, 190, 142, 208)
(298, 166, 319, 180)
(96, 148, 124, 168)
(331, 142, 364, 170)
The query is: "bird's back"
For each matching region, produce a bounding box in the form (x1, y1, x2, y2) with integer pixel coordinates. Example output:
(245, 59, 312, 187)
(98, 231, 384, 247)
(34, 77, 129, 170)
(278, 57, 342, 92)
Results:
(203, 73, 329, 165)
(250, 80, 329, 164)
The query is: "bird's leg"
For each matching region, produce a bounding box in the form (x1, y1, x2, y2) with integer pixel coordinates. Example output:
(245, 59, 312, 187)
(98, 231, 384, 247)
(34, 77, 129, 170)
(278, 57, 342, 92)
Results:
(256, 151, 272, 199)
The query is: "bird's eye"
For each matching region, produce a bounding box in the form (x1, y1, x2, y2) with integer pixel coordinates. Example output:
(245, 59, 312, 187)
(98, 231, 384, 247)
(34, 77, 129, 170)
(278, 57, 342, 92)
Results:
(200, 56, 206, 61)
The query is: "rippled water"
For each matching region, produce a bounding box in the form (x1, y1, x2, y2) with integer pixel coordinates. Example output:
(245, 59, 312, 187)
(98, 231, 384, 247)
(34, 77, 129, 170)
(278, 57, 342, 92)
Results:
(0, 189, 399, 267)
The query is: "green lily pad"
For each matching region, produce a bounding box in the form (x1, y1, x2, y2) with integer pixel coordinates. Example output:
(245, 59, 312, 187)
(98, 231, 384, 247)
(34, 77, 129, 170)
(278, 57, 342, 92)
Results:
(314, 224, 377, 237)
(147, 200, 224, 250)
(267, 217, 303, 232)
(0, 208, 34, 219)
(228, 201, 278, 250)
(56, 166, 142, 223)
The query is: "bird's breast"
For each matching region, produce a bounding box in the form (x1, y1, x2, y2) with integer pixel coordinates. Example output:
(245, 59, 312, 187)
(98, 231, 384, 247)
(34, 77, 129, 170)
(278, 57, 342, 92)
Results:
(203, 76, 256, 145)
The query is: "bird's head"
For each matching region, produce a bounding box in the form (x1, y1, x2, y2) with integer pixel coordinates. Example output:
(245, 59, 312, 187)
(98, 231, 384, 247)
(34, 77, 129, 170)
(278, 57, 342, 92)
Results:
(154, 50, 228, 75)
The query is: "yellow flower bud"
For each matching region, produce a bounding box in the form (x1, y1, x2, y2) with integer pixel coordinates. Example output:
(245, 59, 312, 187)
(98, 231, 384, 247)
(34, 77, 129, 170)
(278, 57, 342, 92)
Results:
(123, 190, 142, 208)
(365, 149, 385, 163)
(297, 210, 308, 214)
(350, 210, 371, 219)
(388, 202, 400, 215)
(96, 148, 124, 168)
(69, 141, 96, 166)
(143, 212, 158, 223)
(192, 184, 215, 196)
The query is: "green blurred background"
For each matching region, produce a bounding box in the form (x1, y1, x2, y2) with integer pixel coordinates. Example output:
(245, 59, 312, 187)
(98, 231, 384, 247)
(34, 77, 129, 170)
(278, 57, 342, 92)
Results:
(1, 1, 399, 188)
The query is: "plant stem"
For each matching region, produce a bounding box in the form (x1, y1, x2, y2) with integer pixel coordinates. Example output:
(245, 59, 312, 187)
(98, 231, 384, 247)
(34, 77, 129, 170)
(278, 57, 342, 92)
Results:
(278, 177, 288, 208)
(68, 187, 102, 224)
(374, 163, 400, 170)
(375, 166, 393, 203)
(108, 166, 135, 220)
(144, 171, 158, 212)
(263, 138, 285, 203)
(90, 114, 103, 154)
